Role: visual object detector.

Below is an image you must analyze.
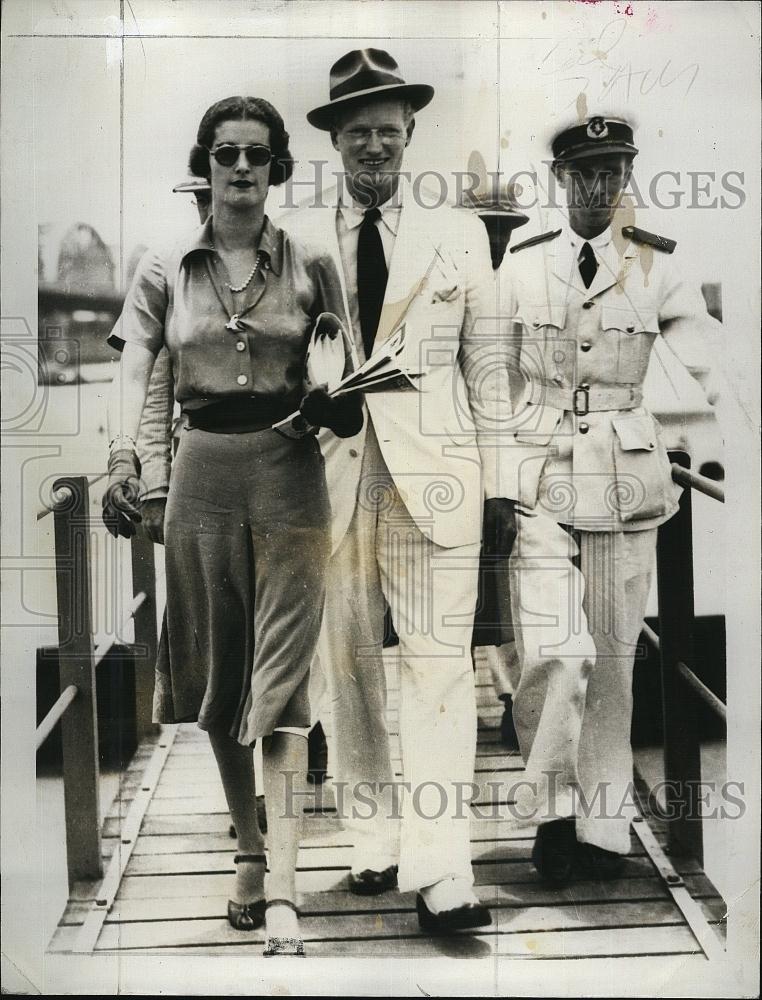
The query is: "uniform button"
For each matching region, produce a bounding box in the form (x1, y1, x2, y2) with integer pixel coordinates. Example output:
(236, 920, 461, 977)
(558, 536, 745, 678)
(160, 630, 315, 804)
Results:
(552, 375, 564, 386)
(580, 341, 592, 352)
(236, 374, 248, 385)
(349, 448, 358, 458)
(578, 422, 589, 434)
(582, 301, 594, 310)
(235, 341, 246, 352)
(532, 321, 540, 328)
(626, 325, 636, 333)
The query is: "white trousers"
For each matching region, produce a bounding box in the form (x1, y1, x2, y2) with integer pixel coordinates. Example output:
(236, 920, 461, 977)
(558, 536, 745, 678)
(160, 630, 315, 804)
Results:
(509, 509, 656, 855)
(480, 642, 521, 698)
(316, 426, 481, 891)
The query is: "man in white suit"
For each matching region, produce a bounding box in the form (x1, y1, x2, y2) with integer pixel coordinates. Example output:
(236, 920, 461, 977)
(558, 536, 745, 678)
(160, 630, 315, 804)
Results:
(134, 50, 515, 930)
(292, 48, 518, 931)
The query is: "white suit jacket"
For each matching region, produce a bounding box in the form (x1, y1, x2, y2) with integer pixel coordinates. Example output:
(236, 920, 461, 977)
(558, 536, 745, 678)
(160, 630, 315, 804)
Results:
(281, 181, 506, 550)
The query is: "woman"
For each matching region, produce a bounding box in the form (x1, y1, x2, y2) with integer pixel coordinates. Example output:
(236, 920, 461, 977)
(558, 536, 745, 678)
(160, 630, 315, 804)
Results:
(103, 96, 362, 956)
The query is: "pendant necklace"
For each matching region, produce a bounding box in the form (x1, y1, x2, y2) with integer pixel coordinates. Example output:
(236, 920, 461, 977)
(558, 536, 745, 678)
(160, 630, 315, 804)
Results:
(206, 244, 263, 333)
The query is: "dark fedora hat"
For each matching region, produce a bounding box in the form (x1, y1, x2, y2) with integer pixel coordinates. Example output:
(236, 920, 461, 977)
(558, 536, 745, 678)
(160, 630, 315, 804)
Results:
(307, 48, 434, 130)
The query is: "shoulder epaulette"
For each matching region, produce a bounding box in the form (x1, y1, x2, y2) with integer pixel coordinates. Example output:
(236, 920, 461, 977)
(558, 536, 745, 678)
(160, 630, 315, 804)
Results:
(622, 225, 676, 254)
(509, 228, 562, 254)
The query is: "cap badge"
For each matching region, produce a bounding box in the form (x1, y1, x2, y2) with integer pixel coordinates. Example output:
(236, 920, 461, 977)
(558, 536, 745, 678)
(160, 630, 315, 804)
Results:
(587, 117, 609, 140)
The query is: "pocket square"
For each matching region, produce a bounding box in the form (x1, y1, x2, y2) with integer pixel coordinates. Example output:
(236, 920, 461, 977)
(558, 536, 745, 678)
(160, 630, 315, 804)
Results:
(431, 285, 461, 304)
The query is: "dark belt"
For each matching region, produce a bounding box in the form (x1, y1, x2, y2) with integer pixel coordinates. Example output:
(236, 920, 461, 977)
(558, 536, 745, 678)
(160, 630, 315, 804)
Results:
(183, 393, 301, 433)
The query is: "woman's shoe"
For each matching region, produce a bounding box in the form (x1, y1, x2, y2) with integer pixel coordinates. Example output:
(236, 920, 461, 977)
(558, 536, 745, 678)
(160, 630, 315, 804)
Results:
(227, 853, 266, 931)
(263, 899, 305, 957)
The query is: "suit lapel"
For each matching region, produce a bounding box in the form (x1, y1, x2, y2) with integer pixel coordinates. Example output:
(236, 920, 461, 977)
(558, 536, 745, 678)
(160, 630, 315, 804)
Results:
(374, 191, 442, 347)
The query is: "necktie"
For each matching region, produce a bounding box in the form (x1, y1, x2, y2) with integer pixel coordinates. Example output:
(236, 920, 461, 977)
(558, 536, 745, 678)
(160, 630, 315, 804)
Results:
(578, 241, 598, 289)
(357, 208, 388, 358)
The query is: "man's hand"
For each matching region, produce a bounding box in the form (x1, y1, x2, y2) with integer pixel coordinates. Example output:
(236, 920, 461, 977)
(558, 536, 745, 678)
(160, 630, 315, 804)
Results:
(102, 449, 142, 539)
(141, 497, 167, 545)
(300, 386, 364, 438)
(483, 497, 518, 557)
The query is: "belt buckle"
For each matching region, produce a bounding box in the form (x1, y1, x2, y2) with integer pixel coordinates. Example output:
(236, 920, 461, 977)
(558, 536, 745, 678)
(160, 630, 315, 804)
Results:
(573, 385, 589, 416)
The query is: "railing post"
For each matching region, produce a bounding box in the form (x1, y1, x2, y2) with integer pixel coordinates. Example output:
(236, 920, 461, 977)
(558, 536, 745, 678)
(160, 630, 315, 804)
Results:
(52, 475, 103, 886)
(130, 527, 159, 741)
(656, 452, 703, 863)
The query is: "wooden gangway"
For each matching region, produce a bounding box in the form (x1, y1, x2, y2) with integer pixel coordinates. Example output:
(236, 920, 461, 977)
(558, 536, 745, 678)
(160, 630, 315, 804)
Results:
(47, 656, 726, 960)
(39, 456, 728, 962)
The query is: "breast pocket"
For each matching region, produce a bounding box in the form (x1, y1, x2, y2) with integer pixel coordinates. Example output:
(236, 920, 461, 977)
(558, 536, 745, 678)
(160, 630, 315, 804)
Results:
(601, 303, 659, 382)
(517, 303, 570, 384)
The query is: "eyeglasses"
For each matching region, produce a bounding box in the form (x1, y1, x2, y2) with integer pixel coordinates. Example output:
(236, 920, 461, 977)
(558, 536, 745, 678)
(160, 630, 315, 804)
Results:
(340, 127, 407, 145)
(208, 144, 273, 168)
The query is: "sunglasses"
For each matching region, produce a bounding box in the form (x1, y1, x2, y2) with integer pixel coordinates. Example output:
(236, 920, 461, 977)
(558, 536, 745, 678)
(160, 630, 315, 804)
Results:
(208, 144, 273, 168)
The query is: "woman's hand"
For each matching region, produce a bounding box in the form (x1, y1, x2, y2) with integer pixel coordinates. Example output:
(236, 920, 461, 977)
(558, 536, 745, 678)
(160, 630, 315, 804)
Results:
(102, 450, 143, 538)
(299, 387, 364, 439)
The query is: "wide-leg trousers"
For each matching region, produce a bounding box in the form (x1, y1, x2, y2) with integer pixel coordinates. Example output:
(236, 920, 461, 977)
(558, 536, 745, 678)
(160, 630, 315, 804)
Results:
(316, 426, 481, 891)
(509, 508, 656, 854)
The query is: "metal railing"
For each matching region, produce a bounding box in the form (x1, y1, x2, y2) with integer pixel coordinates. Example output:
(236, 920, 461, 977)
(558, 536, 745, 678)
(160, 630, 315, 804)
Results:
(643, 452, 726, 864)
(35, 475, 158, 887)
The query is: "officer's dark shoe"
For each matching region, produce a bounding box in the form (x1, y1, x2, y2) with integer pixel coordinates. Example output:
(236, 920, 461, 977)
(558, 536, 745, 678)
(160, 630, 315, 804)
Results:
(577, 842, 626, 880)
(498, 694, 519, 751)
(531, 818, 578, 886)
(307, 721, 328, 785)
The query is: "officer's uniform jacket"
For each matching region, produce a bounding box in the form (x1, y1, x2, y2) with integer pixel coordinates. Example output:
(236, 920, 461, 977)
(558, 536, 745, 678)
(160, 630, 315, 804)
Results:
(496, 224, 721, 531)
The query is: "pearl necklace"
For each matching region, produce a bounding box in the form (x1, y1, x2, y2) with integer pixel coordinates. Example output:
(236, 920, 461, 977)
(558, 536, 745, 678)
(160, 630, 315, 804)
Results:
(210, 244, 262, 293)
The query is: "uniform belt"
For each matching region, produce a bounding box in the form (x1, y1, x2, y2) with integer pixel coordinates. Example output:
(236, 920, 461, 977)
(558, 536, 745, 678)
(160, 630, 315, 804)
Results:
(527, 383, 643, 416)
(183, 393, 300, 433)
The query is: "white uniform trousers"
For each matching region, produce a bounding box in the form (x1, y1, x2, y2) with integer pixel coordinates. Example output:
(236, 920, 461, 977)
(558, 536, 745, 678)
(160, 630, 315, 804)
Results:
(509, 508, 656, 855)
(317, 424, 481, 891)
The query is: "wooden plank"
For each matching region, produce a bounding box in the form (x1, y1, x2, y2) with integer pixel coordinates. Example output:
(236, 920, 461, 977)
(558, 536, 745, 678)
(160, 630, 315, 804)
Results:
(143, 787, 330, 816)
(126, 818, 541, 855)
(108, 928, 700, 959)
(124, 836, 551, 876)
(130, 831, 352, 856)
(297, 925, 702, 960)
(93, 899, 688, 951)
(75, 726, 180, 953)
(118, 812, 334, 838)
(104, 877, 684, 925)
(116, 853, 668, 899)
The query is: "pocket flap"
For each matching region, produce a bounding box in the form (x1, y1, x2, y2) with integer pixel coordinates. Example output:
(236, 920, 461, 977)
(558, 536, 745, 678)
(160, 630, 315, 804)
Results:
(518, 302, 567, 330)
(612, 412, 657, 451)
(601, 303, 660, 335)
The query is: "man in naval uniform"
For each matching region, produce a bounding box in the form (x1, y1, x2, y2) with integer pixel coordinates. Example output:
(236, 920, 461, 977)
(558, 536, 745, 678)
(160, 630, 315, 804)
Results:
(496, 115, 722, 883)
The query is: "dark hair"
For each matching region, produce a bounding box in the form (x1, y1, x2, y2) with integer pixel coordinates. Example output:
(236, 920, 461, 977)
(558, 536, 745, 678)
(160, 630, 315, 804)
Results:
(190, 96, 294, 186)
